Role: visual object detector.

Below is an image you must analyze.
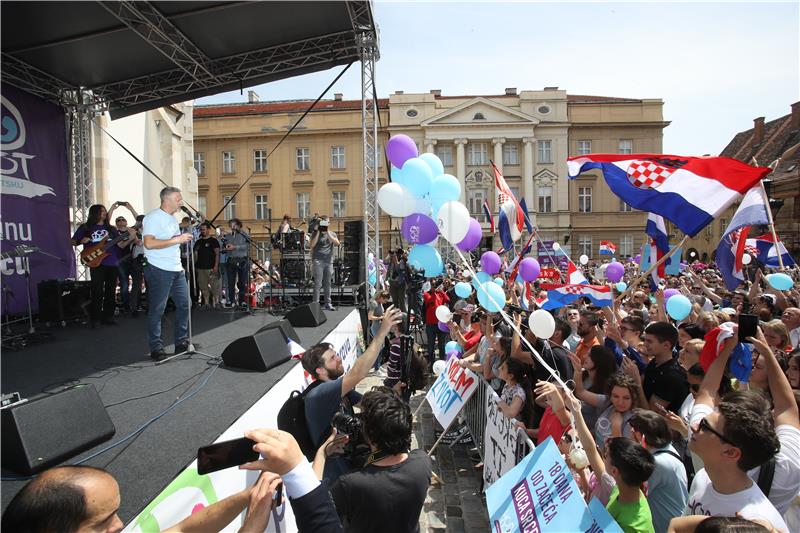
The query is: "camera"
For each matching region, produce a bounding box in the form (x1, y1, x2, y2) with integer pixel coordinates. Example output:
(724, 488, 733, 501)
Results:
(331, 412, 371, 467)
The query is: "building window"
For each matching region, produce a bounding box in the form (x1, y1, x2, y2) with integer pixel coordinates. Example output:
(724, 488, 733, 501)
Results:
(222, 195, 236, 220)
(198, 196, 207, 217)
(255, 241, 270, 263)
(503, 143, 519, 165)
(468, 142, 488, 166)
(620, 200, 633, 212)
(331, 146, 346, 169)
(619, 139, 633, 154)
(296, 148, 310, 171)
(296, 192, 310, 219)
(579, 235, 592, 258)
(577, 140, 592, 156)
(435, 144, 453, 166)
(538, 185, 552, 213)
(468, 189, 487, 222)
(254, 150, 268, 173)
(332, 191, 346, 218)
(719, 218, 729, 233)
(255, 194, 268, 220)
(222, 151, 235, 174)
(194, 152, 205, 176)
(620, 234, 634, 257)
(510, 186, 521, 202)
(578, 187, 592, 213)
(538, 140, 552, 163)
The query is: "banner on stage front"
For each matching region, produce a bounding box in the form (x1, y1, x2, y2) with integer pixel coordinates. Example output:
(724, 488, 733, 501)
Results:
(484, 387, 520, 489)
(486, 438, 596, 533)
(1, 86, 74, 313)
(425, 357, 479, 430)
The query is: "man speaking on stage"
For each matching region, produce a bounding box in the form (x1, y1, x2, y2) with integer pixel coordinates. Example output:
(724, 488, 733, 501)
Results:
(142, 186, 193, 361)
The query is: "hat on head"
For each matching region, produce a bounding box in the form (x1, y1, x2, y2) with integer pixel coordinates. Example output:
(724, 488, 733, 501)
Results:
(319, 218, 329, 227)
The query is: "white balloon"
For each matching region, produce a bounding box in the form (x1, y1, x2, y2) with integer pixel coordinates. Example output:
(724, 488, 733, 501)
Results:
(579, 254, 589, 265)
(742, 254, 752, 265)
(528, 309, 556, 339)
(377, 183, 418, 217)
(436, 201, 471, 244)
(435, 305, 453, 323)
(432, 359, 448, 376)
(552, 242, 561, 251)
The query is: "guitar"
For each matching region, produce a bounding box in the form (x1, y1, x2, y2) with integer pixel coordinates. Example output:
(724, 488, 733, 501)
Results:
(79, 223, 141, 268)
(1, 244, 39, 260)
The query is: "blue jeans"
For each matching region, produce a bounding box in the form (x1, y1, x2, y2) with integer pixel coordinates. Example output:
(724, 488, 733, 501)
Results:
(227, 258, 248, 305)
(144, 264, 189, 352)
(313, 259, 333, 306)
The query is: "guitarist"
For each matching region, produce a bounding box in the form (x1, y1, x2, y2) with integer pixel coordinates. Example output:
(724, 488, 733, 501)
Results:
(71, 202, 134, 328)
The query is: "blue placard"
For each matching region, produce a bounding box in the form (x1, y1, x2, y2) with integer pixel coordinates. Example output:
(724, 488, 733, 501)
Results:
(640, 244, 682, 275)
(585, 497, 624, 533)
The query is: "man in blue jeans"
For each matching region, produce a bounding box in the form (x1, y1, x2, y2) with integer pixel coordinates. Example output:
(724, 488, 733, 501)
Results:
(142, 187, 194, 361)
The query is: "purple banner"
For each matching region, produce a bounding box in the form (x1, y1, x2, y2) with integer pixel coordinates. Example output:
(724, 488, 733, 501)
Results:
(538, 240, 556, 265)
(1, 86, 74, 314)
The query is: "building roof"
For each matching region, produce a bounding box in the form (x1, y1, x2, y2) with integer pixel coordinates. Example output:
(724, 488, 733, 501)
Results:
(720, 105, 800, 173)
(566, 94, 643, 104)
(194, 98, 390, 118)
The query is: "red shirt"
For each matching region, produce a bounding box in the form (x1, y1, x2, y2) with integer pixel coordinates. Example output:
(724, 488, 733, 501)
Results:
(462, 328, 483, 351)
(536, 406, 570, 446)
(423, 290, 450, 325)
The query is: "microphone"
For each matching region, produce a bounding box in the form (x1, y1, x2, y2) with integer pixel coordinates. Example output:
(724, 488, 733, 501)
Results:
(180, 206, 198, 222)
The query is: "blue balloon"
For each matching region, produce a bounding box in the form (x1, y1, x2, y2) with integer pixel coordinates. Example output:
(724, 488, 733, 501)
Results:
(616, 281, 628, 292)
(455, 281, 472, 298)
(767, 273, 793, 291)
(407, 244, 443, 277)
(493, 277, 504, 286)
(428, 174, 461, 207)
(445, 341, 463, 354)
(418, 152, 445, 178)
(477, 281, 506, 313)
(368, 270, 377, 286)
(394, 157, 433, 198)
(666, 294, 692, 321)
(472, 271, 491, 290)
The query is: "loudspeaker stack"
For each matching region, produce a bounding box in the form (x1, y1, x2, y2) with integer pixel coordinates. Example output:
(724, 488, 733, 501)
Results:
(342, 220, 364, 285)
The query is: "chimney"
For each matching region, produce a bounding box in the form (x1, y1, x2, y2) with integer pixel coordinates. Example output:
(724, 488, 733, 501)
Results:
(394, 90, 404, 95)
(247, 90, 259, 103)
(334, 93, 343, 101)
(753, 117, 765, 145)
(791, 102, 800, 130)
(430, 89, 441, 96)
(505, 87, 517, 96)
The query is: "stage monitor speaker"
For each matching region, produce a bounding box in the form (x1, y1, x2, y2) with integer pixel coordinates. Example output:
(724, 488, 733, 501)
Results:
(256, 319, 301, 344)
(285, 302, 327, 328)
(1, 385, 115, 475)
(221, 326, 292, 372)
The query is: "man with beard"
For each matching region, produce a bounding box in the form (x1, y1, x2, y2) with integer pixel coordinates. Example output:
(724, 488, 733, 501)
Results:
(301, 306, 403, 483)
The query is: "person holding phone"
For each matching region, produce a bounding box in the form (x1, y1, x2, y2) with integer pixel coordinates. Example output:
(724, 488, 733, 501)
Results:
(310, 216, 339, 311)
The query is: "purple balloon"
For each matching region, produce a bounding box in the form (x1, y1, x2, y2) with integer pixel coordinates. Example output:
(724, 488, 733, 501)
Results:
(456, 218, 482, 251)
(438, 321, 450, 333)
(401, 213, 438, 244)
(481, 251, 502, 275)
(664, 288, 680, 301)
(519, 257, 541, 282)
(446, 350, 461, 361)
(386, 134, 418, 169)
(605, 261, 625, 283)
(633, 254, 642, 263)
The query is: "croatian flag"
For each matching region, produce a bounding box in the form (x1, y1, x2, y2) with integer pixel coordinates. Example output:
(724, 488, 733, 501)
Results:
(716, 187, 771, 290)
(494, 162, 525, 251)
(519, 197, 533, 233)
(540, 283, 613, 310)
(482, 199, 495, 233)
(746, 233, 797, 269)
(567, 154, 771, 237)
(567, 260, 589, 285)
(645, 213, 670, 285)
(599, 241, 616, 255)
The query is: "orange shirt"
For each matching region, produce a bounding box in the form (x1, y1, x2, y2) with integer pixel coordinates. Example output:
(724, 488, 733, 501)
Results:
(575, 336, 600, 364)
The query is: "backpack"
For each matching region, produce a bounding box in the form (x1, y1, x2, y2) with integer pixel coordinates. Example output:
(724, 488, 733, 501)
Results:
(277, 380, 325, 461)
(654, 448, 695, 488)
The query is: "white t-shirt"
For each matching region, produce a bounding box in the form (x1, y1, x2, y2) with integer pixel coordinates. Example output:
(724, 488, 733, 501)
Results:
(143, 208, 182, 272)
(686, 469, 788, 532)
(747, 424, 800, 516)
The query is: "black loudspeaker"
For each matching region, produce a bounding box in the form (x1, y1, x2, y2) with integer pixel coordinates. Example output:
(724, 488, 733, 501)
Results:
(285, 302, 327, 328)
(343, 220, 363, 252)
(1, 385, 115, 475)
(257, 319, 301, 344)
(281, 257, 310, 283)
(37, 279, 91, 324)
(221, 322, 293, 372)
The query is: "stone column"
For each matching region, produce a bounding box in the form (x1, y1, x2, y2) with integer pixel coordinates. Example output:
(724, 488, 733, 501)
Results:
(454, 138, 468, 203)
(522, 137, 535, 211)
(424, 138, 437, 154)
(492, 137, 505, 176)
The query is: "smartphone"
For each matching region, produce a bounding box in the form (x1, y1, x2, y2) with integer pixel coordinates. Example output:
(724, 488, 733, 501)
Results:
(197, 437, 258, 475)
(653, 403, 668, 416)
(738, 314, 758, 343)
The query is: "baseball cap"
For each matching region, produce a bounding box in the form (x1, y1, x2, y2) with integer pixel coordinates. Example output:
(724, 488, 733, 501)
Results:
(453, 300, 475, 314)
(319, 218, 329, 227)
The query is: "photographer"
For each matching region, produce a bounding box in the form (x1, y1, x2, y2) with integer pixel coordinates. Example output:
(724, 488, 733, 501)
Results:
(387, 249, 408, 312)
(301, 307, 403, 483)
(313, 387, 431, 533)
(423, 278, 450, 366)
(310, 216, 339, 311)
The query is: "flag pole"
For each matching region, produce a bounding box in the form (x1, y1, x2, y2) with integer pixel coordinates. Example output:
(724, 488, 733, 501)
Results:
(750, 157, 785, 270)
(616, 235, 689, 303)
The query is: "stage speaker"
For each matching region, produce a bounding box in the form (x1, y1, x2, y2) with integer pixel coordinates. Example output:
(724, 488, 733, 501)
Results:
(1, 385, 115, 475)
(285, 302, 327, 328)
(256, 319, 301, 344)
(343, 220, 363, 252)
(37, 279, 91, 324)
(221, 323, 293, 372)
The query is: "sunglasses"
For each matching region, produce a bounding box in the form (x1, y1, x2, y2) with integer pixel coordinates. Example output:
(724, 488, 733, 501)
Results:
(698, 417, 736, 446)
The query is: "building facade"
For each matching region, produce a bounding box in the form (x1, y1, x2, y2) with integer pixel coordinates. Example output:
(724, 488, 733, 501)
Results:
(193, 88, 667, 268)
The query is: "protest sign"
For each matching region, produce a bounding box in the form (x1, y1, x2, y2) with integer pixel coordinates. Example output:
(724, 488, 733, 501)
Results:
(487, 438, 595, 533)
(585, 497, 624, 533)
(425, 357, 479, 430)
(484, 387, 521, 489)
(640, 243, 682, 275)
(538, 241, 557, 265)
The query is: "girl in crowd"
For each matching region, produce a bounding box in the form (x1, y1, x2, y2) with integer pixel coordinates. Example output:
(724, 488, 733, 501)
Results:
(496, 357, 533, 427)
(678, 338, 705, 370)
(592, 372, 640, 448)
(762, 319, 792, 356)
(787, 350, 800, 407)
(569, 346, 617, 431)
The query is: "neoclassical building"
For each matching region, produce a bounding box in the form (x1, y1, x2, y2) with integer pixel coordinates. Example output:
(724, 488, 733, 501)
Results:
(193, 87, 668, 266)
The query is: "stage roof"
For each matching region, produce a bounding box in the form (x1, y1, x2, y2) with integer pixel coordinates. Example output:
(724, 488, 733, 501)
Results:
(1, 1, 376, 119)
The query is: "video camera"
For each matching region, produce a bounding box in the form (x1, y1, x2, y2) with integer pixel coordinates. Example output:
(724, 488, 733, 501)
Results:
(331, 412, 372, 468)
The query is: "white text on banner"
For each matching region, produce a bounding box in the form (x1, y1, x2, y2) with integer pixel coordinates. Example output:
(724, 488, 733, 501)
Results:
(425, 357, 479, 430)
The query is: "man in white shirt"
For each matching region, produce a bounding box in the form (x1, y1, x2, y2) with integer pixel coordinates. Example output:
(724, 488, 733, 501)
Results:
(780, 307, 800, 350)
(684, 329, 788, 532)
(142, 187, 193, 361)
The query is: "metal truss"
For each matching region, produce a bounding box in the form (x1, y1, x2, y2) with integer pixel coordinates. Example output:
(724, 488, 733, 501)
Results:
(66, 91, 96, 280)
(0, 53, 73, 107)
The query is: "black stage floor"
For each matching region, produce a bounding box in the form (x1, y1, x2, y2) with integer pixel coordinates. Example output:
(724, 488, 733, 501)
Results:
(1, 305, 357, 522)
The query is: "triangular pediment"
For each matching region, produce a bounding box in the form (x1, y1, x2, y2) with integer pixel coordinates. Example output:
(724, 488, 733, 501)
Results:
(534, 169, 558, 185)
(421, 97, 539, 127)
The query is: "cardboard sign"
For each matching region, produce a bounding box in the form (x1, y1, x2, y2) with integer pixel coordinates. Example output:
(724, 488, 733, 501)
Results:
(484, 387, 521, 489)
(425, 357, 480, 430)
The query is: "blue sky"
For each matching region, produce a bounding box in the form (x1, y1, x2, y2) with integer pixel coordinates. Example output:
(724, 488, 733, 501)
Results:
(198, 1, 799, 157)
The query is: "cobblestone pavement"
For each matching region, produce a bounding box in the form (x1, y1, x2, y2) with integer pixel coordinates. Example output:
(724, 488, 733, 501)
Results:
(357, 374, 491, 533)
